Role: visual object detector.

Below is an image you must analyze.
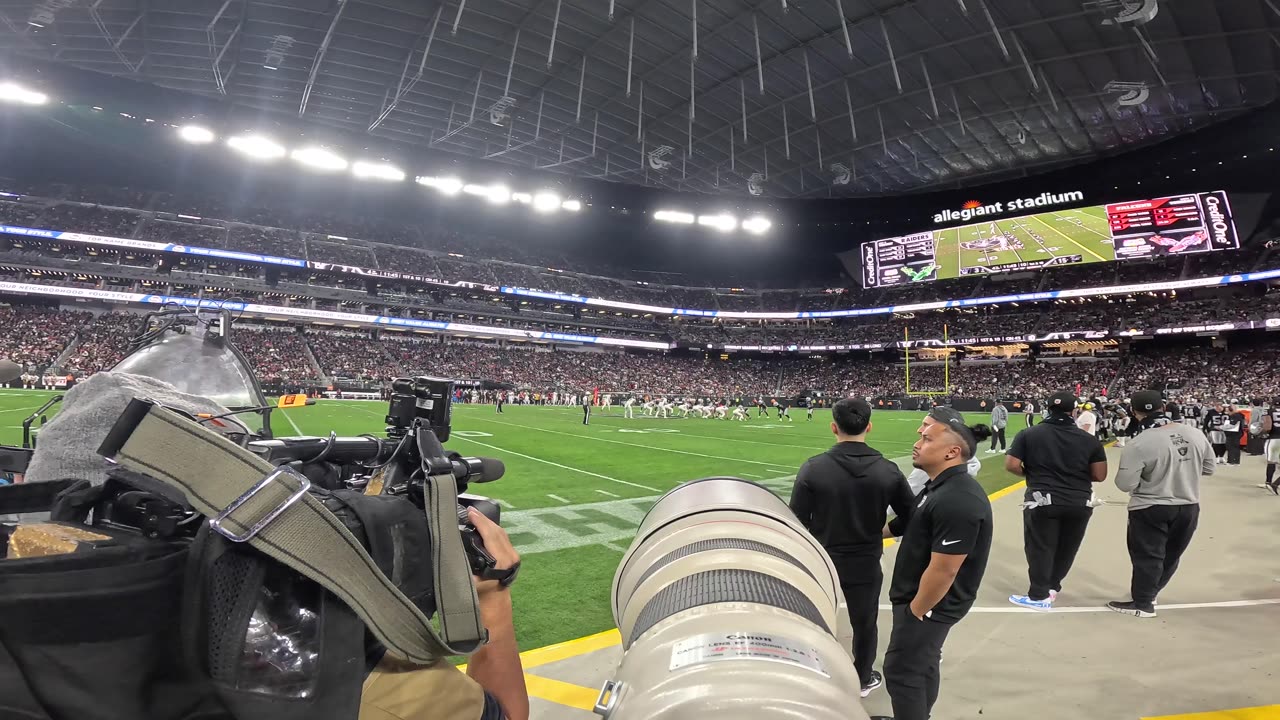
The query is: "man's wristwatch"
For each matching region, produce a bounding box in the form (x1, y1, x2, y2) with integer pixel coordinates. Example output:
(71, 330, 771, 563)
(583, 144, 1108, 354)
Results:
(478, 561, 521, 588)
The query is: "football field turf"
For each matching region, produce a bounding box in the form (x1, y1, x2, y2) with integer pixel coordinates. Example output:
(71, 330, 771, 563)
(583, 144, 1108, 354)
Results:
(934, 206, 1115, 279)
(0, 391, 1025, 652)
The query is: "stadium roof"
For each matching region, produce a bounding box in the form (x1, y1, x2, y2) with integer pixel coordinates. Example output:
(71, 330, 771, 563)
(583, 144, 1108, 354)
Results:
(1, 0, 1277, 199)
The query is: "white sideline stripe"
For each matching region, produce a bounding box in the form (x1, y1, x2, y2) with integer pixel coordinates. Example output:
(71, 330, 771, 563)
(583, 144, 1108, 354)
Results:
(279, 409, 303, 436)
(594, 489, 620, 498)
(876, 599, 1280, 614)
(739, 472, 764, 478)
(547, 494, 571, 504)
(449, 434, 662, 492)
(472, 416, 811, 468)
(0, 406, 43, 415)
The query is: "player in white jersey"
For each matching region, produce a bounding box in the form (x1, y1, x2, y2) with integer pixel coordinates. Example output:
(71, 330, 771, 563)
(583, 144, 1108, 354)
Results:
(623, 396, 636, 419)
(657, 399, 672, 418)
(643, 399, 655, 416)
(602, 394, 612, 414)
(732, 404, 749, 421)
(678, 401, 693, 418)
(699, 402, 714, 418)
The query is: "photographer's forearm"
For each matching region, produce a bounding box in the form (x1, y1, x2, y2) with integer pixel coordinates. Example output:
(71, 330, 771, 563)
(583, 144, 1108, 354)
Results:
(467, 590, 529, 720)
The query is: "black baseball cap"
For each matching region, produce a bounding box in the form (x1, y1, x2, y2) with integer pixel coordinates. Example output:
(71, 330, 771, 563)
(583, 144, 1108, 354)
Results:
(927, 406, 976, 458)
(1131, 390, 1163, 413)
(1047, 391, 1078, 414)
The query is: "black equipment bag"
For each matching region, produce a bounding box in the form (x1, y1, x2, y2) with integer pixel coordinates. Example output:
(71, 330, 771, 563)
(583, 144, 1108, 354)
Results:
(0, 476, 437, 720)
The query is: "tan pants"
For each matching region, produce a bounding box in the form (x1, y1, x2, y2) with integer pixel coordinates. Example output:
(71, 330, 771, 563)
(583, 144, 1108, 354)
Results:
(359, 655, 486, 720)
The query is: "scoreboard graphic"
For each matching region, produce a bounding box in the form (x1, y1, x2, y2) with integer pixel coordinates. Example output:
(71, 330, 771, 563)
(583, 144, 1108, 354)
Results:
(861, 190, 1238, 289)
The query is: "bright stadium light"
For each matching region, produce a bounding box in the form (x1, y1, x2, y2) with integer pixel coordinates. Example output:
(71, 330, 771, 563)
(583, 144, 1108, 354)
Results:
(654, 210, 696, 224)
(0, 82, 48, 105)
(177, 125, 216, 144)
(226, 134, 286, 160)
(351, 161, 405, 182)
(487, 185, 511, 204)
(291, 146, 348, 171)
(561, 199, 582, 212)
(512, 192, 533, 204)
(697, 213, 738, 232)
(742, 216, 772, 234)
(462, 183, 490, 197)
(418, 176, 465, 195)
(533, 192, 561, 212)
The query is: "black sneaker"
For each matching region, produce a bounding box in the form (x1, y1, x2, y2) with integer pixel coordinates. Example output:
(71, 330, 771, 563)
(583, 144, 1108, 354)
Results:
(860, 670, 883, 698)
(1107, 600, 1157, 618)
(1271, 483, 1280, 496)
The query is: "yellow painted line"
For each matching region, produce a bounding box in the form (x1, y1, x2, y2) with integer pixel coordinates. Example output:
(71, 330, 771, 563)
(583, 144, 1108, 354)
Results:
(523, 673, 600, 711)
(1143, 704, 1280, 720)
(520, 628, 621, 670)
(988, 480, 1027, 502)
(1032, 213, 1108, 262)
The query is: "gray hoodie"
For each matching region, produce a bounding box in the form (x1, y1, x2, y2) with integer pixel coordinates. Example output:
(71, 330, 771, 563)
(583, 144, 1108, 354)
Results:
(990, 404, 1008, 429)
(1114, 421, 1215, 510)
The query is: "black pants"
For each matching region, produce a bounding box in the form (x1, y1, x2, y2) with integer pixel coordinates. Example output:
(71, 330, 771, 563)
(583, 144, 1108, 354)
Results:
(884, 604, 953, 720)
(582, 405, 590, 424)
(1023, 504, 1093, 600)
(1212, 442, 1226, 460)
(839, 564, 884, 688)
(1127, 504, 1200, 605)
(1225, 433, 1242, 464)
(1024, 414, 1035, 427)
(990, 426, 1006, 451)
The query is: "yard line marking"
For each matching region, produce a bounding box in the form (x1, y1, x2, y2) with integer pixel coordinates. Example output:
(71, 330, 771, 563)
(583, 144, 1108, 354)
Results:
(471, 416, 812, 468)
(497, 499, 517, 509)
(279, 408, 303, 436)
(0, 405, 44, 415)
(894, 598, 1280, 614)
(1032, 213, 1107, 262)
(547, 494, 571, 504)
(739, 472, 764, 478)
(594, 489, 620, 498)
(449, 434, 661, 492)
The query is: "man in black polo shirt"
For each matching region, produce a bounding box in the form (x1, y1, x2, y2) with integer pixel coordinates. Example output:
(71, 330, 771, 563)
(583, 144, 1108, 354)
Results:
(791, 398, 916, 699)
(883, 407, 993, 720)
(1004, 390, 1106, 612)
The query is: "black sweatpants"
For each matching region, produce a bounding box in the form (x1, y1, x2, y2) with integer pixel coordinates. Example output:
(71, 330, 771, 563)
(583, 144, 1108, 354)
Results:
(1024, 413, 1035, 427)
(1127, 504, 1200, 605)
(1225, 433, 1242, 464)
(989, 426, 1006, 451)
(1023, 504, 1093, 600)
(582, 405, 590, 425)
(884, 604, 953, 720)
(839, 564, 884, 688)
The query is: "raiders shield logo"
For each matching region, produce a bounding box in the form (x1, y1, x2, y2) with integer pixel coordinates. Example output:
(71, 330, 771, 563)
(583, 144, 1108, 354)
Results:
(1178, 447, 1189, 457)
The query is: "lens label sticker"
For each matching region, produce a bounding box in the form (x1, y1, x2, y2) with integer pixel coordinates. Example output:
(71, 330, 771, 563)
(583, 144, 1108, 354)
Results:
(668, 633, 829, 677)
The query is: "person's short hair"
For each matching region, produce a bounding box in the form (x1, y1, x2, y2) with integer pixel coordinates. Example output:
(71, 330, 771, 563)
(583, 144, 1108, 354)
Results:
(927, 407, 993, 460)
(833, 397, 872, 436)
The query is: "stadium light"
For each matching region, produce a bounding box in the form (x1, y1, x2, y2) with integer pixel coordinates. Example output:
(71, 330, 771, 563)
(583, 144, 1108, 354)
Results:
(561, 199, 582, 212)
(418, 176, 464, 195)
(533, 192, 561, 212)
(487, 185, 511, 204)
(697, 213, 738, 232)
(742, 216, 772, 234)
(351, 161, 405, 182)
(512, 192, 533, 204)
(0, 82, 48, 105)
(177, 125, 216, 144)
(654, 210, 696, 224)
(226, 134, 286, 160)
(291, 146, 348, 171)
(462, 183, 490, 197)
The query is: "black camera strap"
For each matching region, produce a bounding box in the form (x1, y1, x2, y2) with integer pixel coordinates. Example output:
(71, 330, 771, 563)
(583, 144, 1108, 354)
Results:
(102, 402, 486, 663)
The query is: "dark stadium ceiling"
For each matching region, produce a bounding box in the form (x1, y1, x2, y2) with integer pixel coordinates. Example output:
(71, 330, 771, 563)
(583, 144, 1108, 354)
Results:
(0, 0, 1276, 199)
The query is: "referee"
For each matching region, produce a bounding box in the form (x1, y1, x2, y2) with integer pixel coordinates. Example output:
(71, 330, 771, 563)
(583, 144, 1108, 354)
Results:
(884, 407, 993, 720)
(1004, 391, 1107, 611)
(581, 394, 591, 425)
(790, 398, 915, 699)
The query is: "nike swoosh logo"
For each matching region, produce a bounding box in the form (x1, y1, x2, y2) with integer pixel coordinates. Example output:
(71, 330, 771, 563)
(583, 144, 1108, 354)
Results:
(941, 540, 961, 546)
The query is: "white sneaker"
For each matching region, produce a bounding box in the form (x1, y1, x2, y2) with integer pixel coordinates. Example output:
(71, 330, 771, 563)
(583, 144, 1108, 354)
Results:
(1087, 494, 1105, 508)
(1008, 594, 1053, 612)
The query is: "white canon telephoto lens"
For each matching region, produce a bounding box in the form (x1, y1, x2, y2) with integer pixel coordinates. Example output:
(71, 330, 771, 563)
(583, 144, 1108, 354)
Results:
(598, 477, 867, 720)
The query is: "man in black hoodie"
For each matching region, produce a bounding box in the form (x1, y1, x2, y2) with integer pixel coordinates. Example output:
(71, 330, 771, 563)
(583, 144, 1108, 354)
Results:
(790, 397, 916, 700)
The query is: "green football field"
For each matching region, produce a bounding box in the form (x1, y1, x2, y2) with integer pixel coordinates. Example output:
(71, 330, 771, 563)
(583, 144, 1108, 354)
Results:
(934, 206, 1115, 279)
(0, 391, 1026, 652)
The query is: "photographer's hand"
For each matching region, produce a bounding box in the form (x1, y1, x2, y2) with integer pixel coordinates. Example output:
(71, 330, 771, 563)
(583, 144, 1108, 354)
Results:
(465, 507, 529, 720)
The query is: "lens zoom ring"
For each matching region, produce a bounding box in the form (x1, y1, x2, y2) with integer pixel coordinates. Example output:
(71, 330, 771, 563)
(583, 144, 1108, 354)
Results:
(627, 569, 829, 648)
(632, 538, 815, 592)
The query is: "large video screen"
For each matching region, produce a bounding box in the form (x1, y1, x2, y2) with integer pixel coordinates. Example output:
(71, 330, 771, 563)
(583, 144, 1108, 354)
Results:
(861, 190, 1238, 288)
